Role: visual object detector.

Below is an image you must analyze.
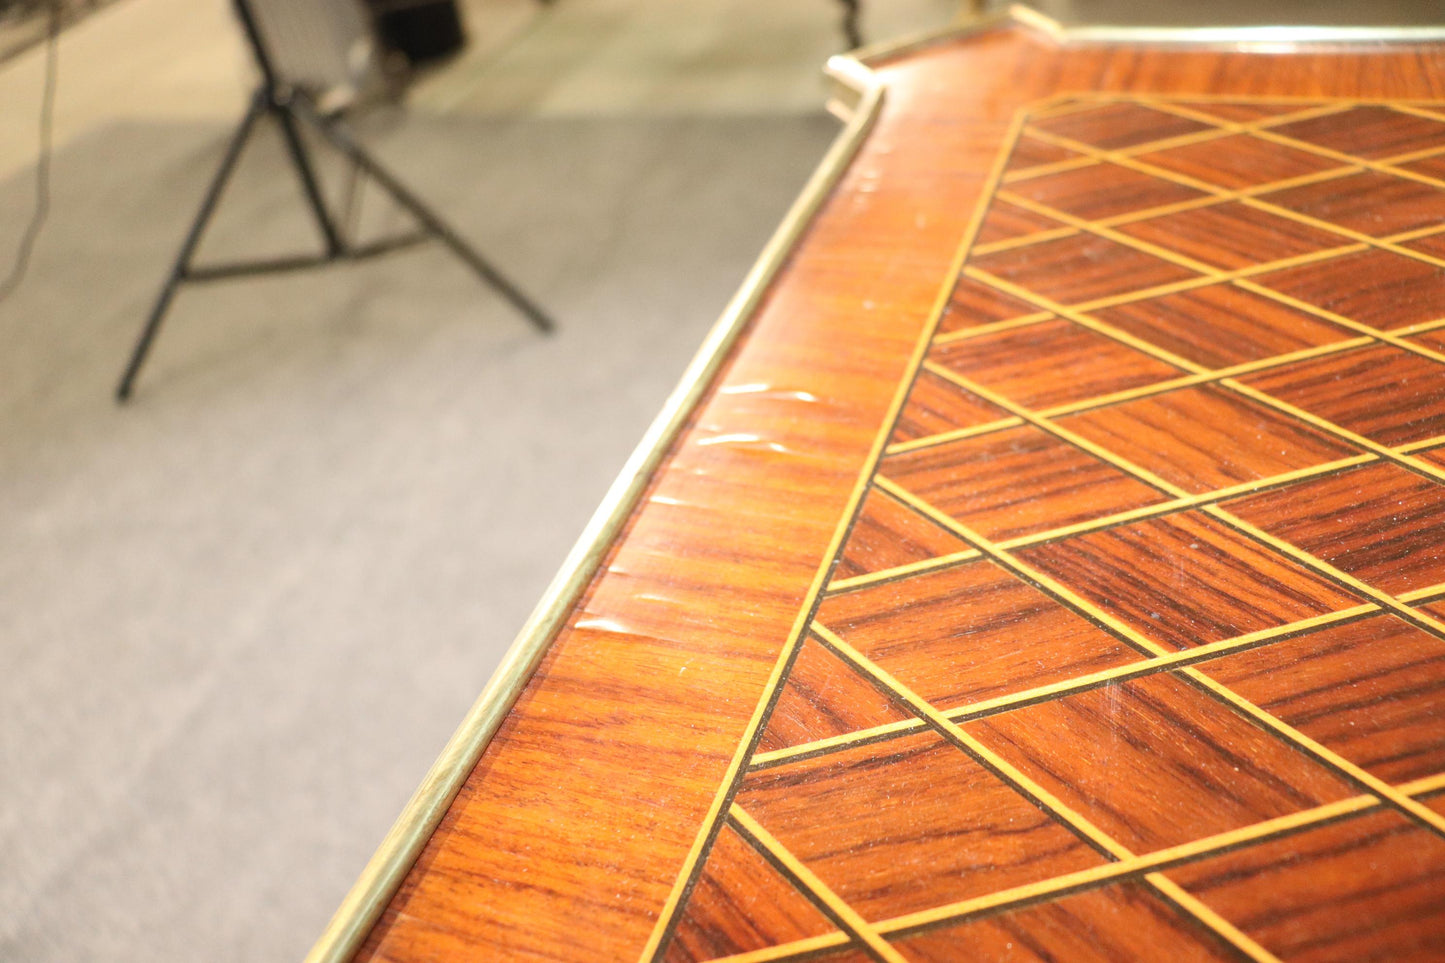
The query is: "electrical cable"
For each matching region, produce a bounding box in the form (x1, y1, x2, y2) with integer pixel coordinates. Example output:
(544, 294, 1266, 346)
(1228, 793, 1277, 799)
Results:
(0, 0, 61, 305)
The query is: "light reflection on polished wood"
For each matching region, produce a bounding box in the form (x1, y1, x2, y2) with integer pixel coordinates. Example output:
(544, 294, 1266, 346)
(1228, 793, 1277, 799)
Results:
(338, 12, 1445, 963)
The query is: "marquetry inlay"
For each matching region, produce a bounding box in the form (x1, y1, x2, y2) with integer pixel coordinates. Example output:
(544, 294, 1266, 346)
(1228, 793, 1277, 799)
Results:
(652, 96, 1445, 963)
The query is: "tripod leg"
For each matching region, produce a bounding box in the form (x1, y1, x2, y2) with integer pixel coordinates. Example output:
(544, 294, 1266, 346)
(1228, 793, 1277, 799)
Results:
(839, 0, 862, 49)
(272, 102, 345, 257)
(117, 93, 266, 402)
(296, 100, 555, 334)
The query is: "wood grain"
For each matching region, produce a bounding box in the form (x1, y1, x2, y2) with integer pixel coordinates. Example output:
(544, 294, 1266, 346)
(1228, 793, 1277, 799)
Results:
(664, 823, 835, 962)
(963, 671, 1356, 854)
(930, 317, 1184, 409)
(818, 559, 1142, 711)
(1238, 345, 1445, 446)
(893, 881, 1240, 962)
(344, 20, 1445, 963)
(1089, 283, 1349, 369)
(1199, 614, 1445, 784)
(755, 637, 910, 754)
(1166, 809, 1445, 962)
(1223, 462, 1445, 595)
(735, 730, 1106, 921)
(1014, 510, 1361, 649)
(882, 424, 1165, 540)
(1056, 385, 1358, 494)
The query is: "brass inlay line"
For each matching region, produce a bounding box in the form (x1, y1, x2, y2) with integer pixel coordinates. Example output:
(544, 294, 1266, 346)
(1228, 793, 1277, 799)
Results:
(717, 88, 1445, 963)
(638, 88, 1035, 963)
(1141, 97, 1356, 133)
(873, 790, 1378, 934)
(919, 349, 1445, 839)
(813, 625, 1135, 861)
(706, 89, 1445, 960)
(755, 601, 1381, 770)
(1240, 188, 1445, 272)
(874, 368, 1445, 842)
(749, 715, 929, 769)
(881, 335, 1377, 459)
(730, 806, 908, 963)
(712, 772, 1445, 962)
(988, 166, 1369, 261)
(1221, 375, 1445, 486)
(930, 311, 1055, 345)
(634, 72, 902, 961)
(1232, 278, 1445, 370)
(1011, 118, 1445, 316)
(889, 307, 1445, 457)
(1384, 102, 1445, 125)
(969, 224, 1081, 256)
(811, 624, 1283, 962)
(994, 186, 1238, 280)
(1002, 98, 1355, 185)
(1031, 91, 1445, 107)
(873, 470, 1445, 841)
(873, 474, 1173, 660)
(1204, 502, 1445, 640)
(1180, 667, 1445, 838)
(1249, 123, 1445, 194)
(971, 161, 1364, 256)
(961, 233, 1345, 317)
(1371, 141, 1445, 165)
(1145, 875, 1281, 963)
(929, 369, 1191, 494)
(1032, 331, 1411, 416)
(960, 256, 1211, 373)
(638, 632, 809, 961)
(829, 545, 984, 592)
(1024, 97, 1106, 121)
(944, 605, 1374, 718)
(881, 416, 1026, 455)
(709, 932, 849, 963)
(1400, 437, 1445, 456)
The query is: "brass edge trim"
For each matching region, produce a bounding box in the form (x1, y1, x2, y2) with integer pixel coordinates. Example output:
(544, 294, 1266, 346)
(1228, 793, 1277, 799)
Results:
(302, 42, 893, 963)
(852, 4, 1445, 53)
(1010, 3, 1445, 46)
(844, 7, 1012, 66)
(305, 9, 1445, 961)
(1058, 23, 1445, 45)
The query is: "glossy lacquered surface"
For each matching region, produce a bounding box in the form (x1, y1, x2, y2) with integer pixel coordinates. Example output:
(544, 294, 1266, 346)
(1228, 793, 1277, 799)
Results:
(354, 18, 1445, 963)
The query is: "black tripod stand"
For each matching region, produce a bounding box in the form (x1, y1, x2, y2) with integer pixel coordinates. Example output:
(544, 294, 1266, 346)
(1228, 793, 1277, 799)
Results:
(116, 0, 554, 402)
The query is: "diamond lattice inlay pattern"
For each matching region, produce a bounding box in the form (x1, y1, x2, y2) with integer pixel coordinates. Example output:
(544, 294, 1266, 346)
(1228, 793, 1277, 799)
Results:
(649, 96, 1445, 963)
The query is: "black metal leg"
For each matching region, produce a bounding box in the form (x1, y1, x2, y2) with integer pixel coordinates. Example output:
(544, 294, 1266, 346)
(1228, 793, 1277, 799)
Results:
(839, 0, 862, 50)
(296, 99, 556, 334)
(117, 93, 266, 402)
(271, 102, 345, 257)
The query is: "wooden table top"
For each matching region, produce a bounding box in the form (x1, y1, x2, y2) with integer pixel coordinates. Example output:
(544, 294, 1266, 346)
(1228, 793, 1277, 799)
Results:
(310, 10, 1445, 962)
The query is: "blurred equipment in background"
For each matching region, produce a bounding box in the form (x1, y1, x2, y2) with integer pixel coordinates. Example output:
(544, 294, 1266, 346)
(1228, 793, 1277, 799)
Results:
(0, 0, 58, 305)
(365, 0, 467, 64)
(116, 0, 554, 402)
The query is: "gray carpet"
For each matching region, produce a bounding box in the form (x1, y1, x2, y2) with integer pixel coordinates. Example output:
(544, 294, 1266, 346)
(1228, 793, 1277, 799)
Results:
(0, 107, 837, 961)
